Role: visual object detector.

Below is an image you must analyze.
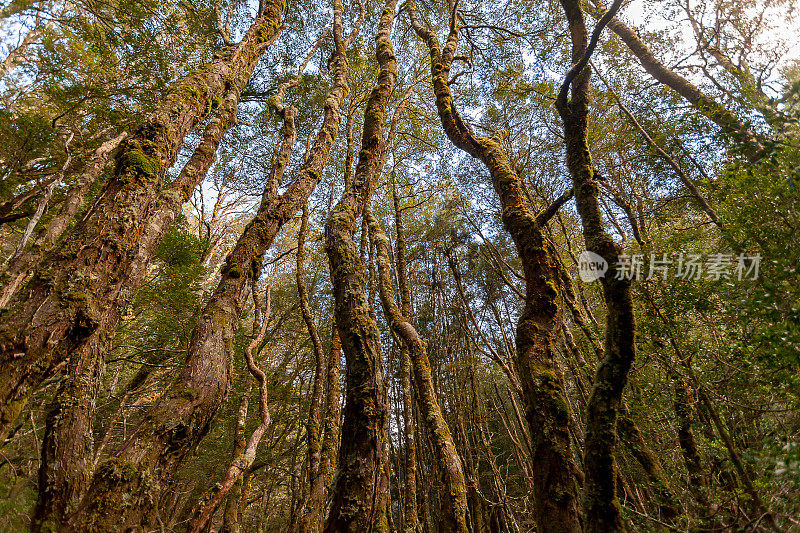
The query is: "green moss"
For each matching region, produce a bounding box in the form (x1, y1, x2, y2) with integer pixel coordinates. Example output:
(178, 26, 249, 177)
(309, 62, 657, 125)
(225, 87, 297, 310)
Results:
(165, 386, 197, 401)
(123, 148, 162, 177)
(545, 279, 558, 296)
(97, 457, 141, 483)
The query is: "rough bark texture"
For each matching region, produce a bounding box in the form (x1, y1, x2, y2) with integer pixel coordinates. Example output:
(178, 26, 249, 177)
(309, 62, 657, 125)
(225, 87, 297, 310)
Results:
(366, 208, 469, 533)
(63, 15, 351, 525)
(408, 3, 583, 531)
(30, 336, 106, 531)
(556, 1, 635, 531)
(323, 0, 396, 529)
(31, 70, 254, 532)
(185, 285, 272, 533)
(0, 2, 286, 439)
(297, 202, 326, 524)
(588, 0, 763, 161)
(0, 131, 127, 309)
(30, 75, 246, 532)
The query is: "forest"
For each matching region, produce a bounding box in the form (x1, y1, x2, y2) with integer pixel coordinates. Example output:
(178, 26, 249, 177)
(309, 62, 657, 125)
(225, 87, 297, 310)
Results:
(0, 0, 798, 530)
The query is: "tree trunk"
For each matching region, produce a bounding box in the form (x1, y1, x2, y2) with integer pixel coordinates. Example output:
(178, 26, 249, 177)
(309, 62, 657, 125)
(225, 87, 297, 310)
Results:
(672, 375, 710, 513)
(617, 406, 680, 520)
(400, 346, 419, 532)
(0, 3, 286, 439)
(30, 80, 249, 531)
(65, 16, 350, 524)
(366, 208, 469, 532)
(409, 3, 583, 530)
(30, 336, 105, 531)
(555, 1, 636, 531)
(323, 0, 396, 528)
(30, 59, 264, 527)
(185, 285, 272, 533)
(219, 376, 251, 533)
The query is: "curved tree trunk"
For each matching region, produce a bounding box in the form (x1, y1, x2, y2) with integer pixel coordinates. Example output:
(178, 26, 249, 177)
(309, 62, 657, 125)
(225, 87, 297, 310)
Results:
(408, 2, 583, 531)
(31, 63, 265, 532)
(185, 284, 273, 533)
(0, 2, 286, 439)
(323, 0, 397, 528)
(64, 17, 350, 526)
(555, 1, 636, 531)
(366, 208, 469, 533)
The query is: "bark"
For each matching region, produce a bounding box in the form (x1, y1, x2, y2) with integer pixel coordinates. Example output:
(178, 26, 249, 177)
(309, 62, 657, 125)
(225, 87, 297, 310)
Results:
(185, 285, 272, 533)
(31, 68, 253, 531)
(323, 0, 396, 528)
(587, 0, 763, 161)
(30, 336, 106, 531)
(366, 208, 469, 532)
(555, 1, 635, 531)
(64, 17, 352, 525)
(44, 131, 130, 245)
(306, 324, 343, 531)
(408, 2, 583, 531)
(0, 3, 286, 439)
(297, 202, 326, 527)
(0, 131, 127, 309)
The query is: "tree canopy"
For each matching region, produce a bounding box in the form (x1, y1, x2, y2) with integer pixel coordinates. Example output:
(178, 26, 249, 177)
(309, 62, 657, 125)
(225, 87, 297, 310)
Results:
(0, 0, 798, 530)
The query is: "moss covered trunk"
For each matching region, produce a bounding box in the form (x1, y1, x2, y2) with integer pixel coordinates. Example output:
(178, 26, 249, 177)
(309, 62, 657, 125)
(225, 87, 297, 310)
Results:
(323, 0, 396, 529)
(616, 406, 680, 520)
(64, 22, 350, 527)
(31, 335, 105, 532)
(0, 2, 286, 439)
(366, 209, 469, 533)
(30, 78, 253, 531)
(409, 3, 583, 531)
(556, 1, 637, 531)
